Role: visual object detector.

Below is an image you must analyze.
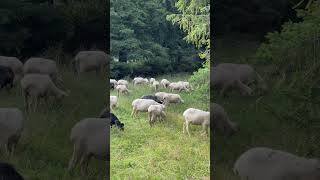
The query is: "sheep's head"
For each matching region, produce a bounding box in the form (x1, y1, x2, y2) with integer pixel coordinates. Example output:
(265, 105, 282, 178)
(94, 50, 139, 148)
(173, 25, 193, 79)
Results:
(117, 123, 124, 131)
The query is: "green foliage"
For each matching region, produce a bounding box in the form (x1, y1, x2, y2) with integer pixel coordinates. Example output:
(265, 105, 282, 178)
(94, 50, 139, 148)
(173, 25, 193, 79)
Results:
(189, 60, 210, 102)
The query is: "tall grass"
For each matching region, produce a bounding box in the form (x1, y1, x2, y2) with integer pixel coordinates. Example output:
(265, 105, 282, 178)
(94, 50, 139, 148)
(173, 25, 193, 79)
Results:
(110, 74, 210, 179)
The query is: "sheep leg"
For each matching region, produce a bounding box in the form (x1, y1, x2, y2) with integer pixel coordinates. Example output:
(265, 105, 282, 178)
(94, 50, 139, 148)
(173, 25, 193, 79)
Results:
(80, 154, 91, 176)
(68, 144, 81, 171)
(186, 121, 191, 137)
(201, 124, 207, 136)
(131, 107, 135, 117)
(183, 122, 186, 134)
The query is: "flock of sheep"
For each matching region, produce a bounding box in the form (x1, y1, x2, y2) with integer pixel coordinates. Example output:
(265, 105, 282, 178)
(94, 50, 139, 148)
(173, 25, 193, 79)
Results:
(0, 51, 109, 176)
(110, 77, 210, 136)
(212, 63, 320, 180)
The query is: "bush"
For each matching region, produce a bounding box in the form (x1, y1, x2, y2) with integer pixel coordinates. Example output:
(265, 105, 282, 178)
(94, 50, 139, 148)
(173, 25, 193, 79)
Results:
(189, 60, 210, 102)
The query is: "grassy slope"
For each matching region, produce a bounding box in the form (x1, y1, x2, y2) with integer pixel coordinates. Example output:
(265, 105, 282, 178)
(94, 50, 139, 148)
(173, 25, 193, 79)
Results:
(110, 74, 210, 179)
(0, 70, 107, 180)
(214, 35, 318, 179)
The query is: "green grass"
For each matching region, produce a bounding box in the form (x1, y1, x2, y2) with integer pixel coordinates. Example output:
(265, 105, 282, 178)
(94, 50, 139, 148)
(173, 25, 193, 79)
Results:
(0, 69, 107, 180)
(110, 74, 210, 179)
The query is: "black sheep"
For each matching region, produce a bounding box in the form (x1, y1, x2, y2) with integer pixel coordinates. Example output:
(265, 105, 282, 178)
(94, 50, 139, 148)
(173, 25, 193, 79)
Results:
(99, 109, 124, 131)
(0, 65, 14, 90)
(140, 95, 163, 104)
(0, 162, 24, 180)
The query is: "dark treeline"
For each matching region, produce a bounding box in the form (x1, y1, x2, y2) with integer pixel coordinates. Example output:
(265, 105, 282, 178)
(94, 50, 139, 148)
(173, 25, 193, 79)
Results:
(110, 0, 203, 79)
(0, 0, 107, 62)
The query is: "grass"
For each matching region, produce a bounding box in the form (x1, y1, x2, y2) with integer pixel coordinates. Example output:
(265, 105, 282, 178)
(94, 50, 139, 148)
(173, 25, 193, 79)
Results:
(0, 69, 107, 180)
(213, 35, 320, 179)
(110, 74, 210, 179)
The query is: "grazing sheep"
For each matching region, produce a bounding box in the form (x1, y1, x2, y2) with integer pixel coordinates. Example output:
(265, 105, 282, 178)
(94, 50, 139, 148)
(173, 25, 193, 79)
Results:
(160, 79, 170, 88)
(117, 79, 128, 87)
(155, 92, 168, 101)
(133, 78, 148, 86)
(115, 85, 129, 96)
(182, 108, 209, 136)
(68, 118, 109, 175)
(212, 103, 238, 136)
(0, 56, 23, 83)
(0, 66, 14, 91)
(234, 147, 320, 180)
(216, 63, 267, 93)
(152, 81, 160, 91)
(140, 95, 163, 104)
(168, 82, 189, 92)
(98, 109, 124, 131)
(149, 78, 155, 84)
(163, 93, 184, 104)
(211, 66, 252, 97)
(0, 108, 24, 155)
(131, 99, 161, 117)
(73, 51, 109, 76)
(23, 57, 60, 82)
(110, 79, 117, 89)
(110, 96, 118, 110)
(0, 162, 24, 180)
(148, 104, 166, 127)
(20, 74, 68, 111)
(178, 81, 193, 91)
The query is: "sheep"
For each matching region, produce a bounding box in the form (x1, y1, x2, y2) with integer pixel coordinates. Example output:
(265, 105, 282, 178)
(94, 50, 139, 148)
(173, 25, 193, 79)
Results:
(20, 74, 69, 111)
(98, 109, 124, 131)
(0, 66, 14, 91)
(233, 147, 320, 180)
(68, 118, 109, 175)
(0, 56, 23, 83)
(155, 92, 168, 101)
(160, 79, 170, 88)
(211, 66, 252, 97)
(140, 95, 163, 104)
(182, 108, 209, 136)
(110, 79, 117, 89)
(110, 96, 118, 110)
(0, 162, 24, 180)
(163, 93, 184, 104)
(168, 82, 189, 92)
(23, 57, 60, 82)
(131, 99, 161, 117)
(178, 81, 193, 91)
(115, 85, 129, 96)
(0, 108, 24, 155)
(117, 79, 128, 87)
(148, 104, 166, 127)
(216, 63, 267, 93)
(212, 103, 238, 136)
(73, 50, 109, 76)
(152, 81, 160, 91)
(149, 78, 155, 84)
(133, 77, 148, 86)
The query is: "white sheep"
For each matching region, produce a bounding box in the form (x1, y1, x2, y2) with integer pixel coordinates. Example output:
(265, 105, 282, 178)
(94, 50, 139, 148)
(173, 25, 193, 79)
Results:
(115, 84, 129, 96)
(117, 79, 128, 87)
(20, 74, 68, 111)
(168, 82, 189, 92)
(178, 81, 193, 91)
(160, 79, 170, 88)
(133, 78, 148, 86)
(131, 99, 161, 117)
(148, 104, 166, 127)
(0, 56, 23, 83)
(163, 93, 184, 104)
(155, 92, 168, 101)
(183, 108, 209, 136)
(68, 118, 108, 175)
(149, 78, 155, 84)
(110, 79, 117, 88)
(23, 57, 60, 82)
(110, 96, 118, 110)
(0, 108, 24, 155)
(152, 81, 160, 91)
(73, 51, 109, 76)
(234, 147, 320, 180)
(212, 103, 238, 136)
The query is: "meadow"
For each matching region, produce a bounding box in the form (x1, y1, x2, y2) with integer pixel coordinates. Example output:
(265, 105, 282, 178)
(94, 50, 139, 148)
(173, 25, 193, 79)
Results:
(110, 74, 210, 179)
(0, 68, 107, 180)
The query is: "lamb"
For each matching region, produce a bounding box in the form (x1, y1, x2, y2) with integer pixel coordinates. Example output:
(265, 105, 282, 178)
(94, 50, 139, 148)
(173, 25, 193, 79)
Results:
(182, 108, 209, 136)
(98, 109, 124, 131)
(155, 92, 168, 101)
(140, 95, 163, 104)
(168, 82, 189, 92)
(23, 57, 60, 82)
(233, 147, 320, 180)
(68, 118, 109, 175)
(163, 93, 184, 104)
(160, 79, 170, 88)
(216, 63, 267, 93)
(131, 99, 161, 117)
(211, 66, 252, 97)
(110, 96, 118, 110)
(110, 79, 117, 89)
(73, 51, 109, 76)
(148, 104, 166, 127)
(212, 103, 238, 136)
(20, 74, 68, 111)
(0, 56, 23, 83)
(115, 85, 129, 96)
(0, 65, 14, 91)
(152, 81, 160, 91)
(117, 79, 128, 87)
(0, 108, 24, 155)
